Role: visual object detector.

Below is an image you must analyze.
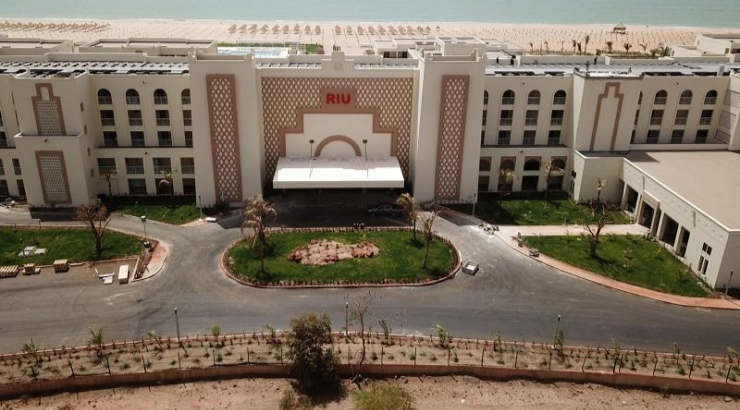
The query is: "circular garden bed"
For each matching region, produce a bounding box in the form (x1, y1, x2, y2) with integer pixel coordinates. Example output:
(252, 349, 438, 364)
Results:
(225, 227, 458, 287)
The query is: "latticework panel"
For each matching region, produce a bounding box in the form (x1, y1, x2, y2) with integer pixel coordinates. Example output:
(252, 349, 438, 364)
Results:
(261, 77, 413, 180)
(206, 74, 242, 202)
(32, 84, 65, 136)
(35, 151, 70, 204)
(434, 76, 470, 201)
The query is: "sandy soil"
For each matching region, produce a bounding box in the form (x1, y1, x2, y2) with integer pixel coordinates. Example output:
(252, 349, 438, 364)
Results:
(2, 376, 736, 410)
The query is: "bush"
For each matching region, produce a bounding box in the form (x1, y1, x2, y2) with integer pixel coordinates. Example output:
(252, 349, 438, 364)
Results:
(353, 383, 416, 410)
(286, 312, 341, 395)
(279, 389, 313, 410)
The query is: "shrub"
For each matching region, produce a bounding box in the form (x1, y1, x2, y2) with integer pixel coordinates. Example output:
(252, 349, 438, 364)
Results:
(279, 389, 313, 410)
(286, 312, 340, 395)
(353, 383, 416, 410)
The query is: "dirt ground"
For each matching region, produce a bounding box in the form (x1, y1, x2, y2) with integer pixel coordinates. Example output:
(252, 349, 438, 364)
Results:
(2, 376, 736, 410)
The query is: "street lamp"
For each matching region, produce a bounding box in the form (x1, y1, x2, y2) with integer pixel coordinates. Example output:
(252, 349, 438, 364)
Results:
(19, 237, 27, 264)
(174, 307, 181, 344)
(345, 300, 349, 337)
(362, 139, 368, 177)
(727, 270, 734, 295)
(309, 139, 315, 177)
(553, 314, 561, 348)
(140, 215, 148, 246)
(198, 194, 203, 221)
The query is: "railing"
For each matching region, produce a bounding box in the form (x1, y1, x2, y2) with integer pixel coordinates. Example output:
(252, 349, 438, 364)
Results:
(654, 97, 667, 105)
(103, 139, 118, 147)
(699, 117, 712, 125)
(497, 138, 510, 146)
(100, 118, 116, 127)
(131, 139, 146, 147)
(185, 138, 193, 148)
(552, 97, 566, 105)
(0, 167, 4, 175)
(129, 118, 143, 126)
(674, 118, 687, 125)
(499, 118, 513, 126)
(183, 118, 192, 126)
(0, 118, 5, 126)
(501, 97, 515, 105)
(97, 97, 112, 105)
(522, 138, 535, 146)
(181, 165, 195, 174)
(527, 97, 540, 105)
(126, 96, 140, 105)
(153, 165, 172, 174)
(649, 118, 662, 125)
(13, 167, 21, 175)
(154, 96, 168, 105)
(98, 166, 116, 175)
(679, 97, 692, 105)
(550, 118, 563, 126)
(158, 139, 173, 147)
(181, 97, 191, 105)
(547, 138, 560, 146)
(704, 97, 716, 105)
(156, 119, 170, 126)
(524, 118, 538, 126)
(0, 139, 8, 148)
(126, 166, 145, 174)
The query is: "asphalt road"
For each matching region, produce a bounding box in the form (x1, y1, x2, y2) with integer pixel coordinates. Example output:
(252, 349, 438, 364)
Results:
(0, 202, 738, 356)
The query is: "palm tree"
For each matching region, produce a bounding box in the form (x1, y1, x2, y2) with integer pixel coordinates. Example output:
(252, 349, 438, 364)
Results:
(639, 43, 648, 55)
(543, 160, 563, 199)
(420, 209, 439, 269)
(158, 170, 176, 208)
(100, 168, 117, 206)
(605, 40, 613, 53)
(576, 42, 582, 55)
(623, 42, 632, 55)
(498, 168, 516, 204)
(396, 193, 418, 242)
(571, 39, 577, 54)
(89, 326, 104, 355)
(584, 34, 590, 54)
(241, 194, 277, 273)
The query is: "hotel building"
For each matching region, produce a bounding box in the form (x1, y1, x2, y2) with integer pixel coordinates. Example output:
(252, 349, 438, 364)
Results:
(0, 35, 739, 289)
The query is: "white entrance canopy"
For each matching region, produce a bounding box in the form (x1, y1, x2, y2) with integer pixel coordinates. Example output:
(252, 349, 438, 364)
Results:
(273, 156, 404, 189)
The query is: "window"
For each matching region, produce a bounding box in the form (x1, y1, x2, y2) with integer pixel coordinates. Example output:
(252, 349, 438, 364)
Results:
(501, 90, 515, 105)
(125, 158, 144, 174)
(523, 158, 540, 171)
(12, 158, 21, 175)
(157, 131, 172, 147)
(180, 157, 195, 174)
(497, 130, 511, 145)
(154, 89, 168, 105)
(185, 131, 193, 147)
(646, 129, 660, 144)
(100, 110, 115, 126)
(126, 89, 140, 105)
(521, 175, 539, 191)
(183, 110, 192, 127)
(153, 157, 171, 174)
(550, 110, 564, 126)
(704, 90, 717, 105)
(97, 89, 112, 105)
(525, 110, 538, 126)
(638, 92, 643, 105)
(103, 131, 118, 147)
(671, 130, 684, 144)
(478, 157, 492, 173)
(0, 110, 4, 126)
(181, 89, 191, 105)
(182, 178, 196, 195)
(654, 90, 667, 105)
(499, 110, 513, 126)
(155, 110, 170, 126)
(523, 130, 536, 146)
(128, 110, 143, 126)
(478, 176, 490, 191)
(0, 180, 7, 196)
(481, 110, 487, 126)
(131, 131, 145, 147)
(483, 90, 489, 105)
(0, 131, 7, 147)
(527, 90, 540, 105)
(553, 90, 566, 105)
(97, 158, 116, 175)
(0, 159, 4, 175)
(17, 180, 25, 198)
(634, 110, 640, 125)
(679, 90, 692, 105)
(80, 102, 84, 112)
(547, 130, 561, 146)
(674, 110, 688, 125)
(128, 178, 147, 195)
(699, 109, 713, 125)
(695, 129, 708, 143)
(649, 109, 663, 125)
(631, 130, 636, 144)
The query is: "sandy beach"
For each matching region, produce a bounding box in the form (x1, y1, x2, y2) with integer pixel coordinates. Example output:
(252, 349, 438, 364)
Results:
(2, 18, 740, 55)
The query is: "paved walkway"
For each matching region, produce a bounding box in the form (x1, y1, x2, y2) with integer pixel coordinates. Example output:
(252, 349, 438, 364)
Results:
(487, 222, 740, 310)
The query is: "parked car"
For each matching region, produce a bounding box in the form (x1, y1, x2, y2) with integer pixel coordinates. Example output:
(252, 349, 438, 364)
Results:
(367, 203, 404, 217)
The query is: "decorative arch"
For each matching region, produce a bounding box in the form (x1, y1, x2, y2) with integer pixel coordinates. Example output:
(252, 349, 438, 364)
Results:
(314, 135, 362, 156)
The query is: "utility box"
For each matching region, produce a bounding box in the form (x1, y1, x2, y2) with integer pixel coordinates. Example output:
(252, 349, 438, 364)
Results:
(118, 265, 130, 284)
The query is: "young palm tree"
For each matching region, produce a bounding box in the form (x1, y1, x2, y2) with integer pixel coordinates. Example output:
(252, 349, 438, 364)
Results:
(584, 34, 590, 54)
(623, 42, 632, 55)
(396, 193, 418, 241)
(605, 40, 613, 54)
(498, 168, 516, 204)
(101, 168, 117, 206)
(596, 178, 607, 204)
(241, 194, 277, 273)
(543, 160, 563, 199)
(420, 209, 439, 269)
(158, 170, 176, 208)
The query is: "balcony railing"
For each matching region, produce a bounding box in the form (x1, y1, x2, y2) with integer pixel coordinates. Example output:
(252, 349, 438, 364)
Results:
(103, 139, 118, 147)
(153, 165, 172, 174)
(183, 118, 192, 127)
(499, 118, 513, 126)
(0, 167, 4, 175)
(550, 118, 563, 126)
(654, 97, 667, 105)
(13, 167, 21, 175)
(0, 139, 8, 148)
(501, 97, 515, 105)
(524, 118, 538, 126)
(154, 97, 168, 105)
(101, 118, 116, 126)
(553, 97, 566, 105)
(129, 118, 143, 126)
(126, 96, 141, 105)
(98, 166, 116, 175)
(185, 138, 193, 148)
(527, 98, 540, 105)
(674, 118, 687, 126)
(497, 138, 510, 146)
(0, 118, 5, 126)
(158, 139, 173, 147)
(704, 97, 716, 105)
(131, 139, 146, 147)
(649, 118, 663, 125)
(699, 117, 712, 125)
(126, 166, 145, 174)
(181, 97, 191, 105)
(97, 97, 113, 105)
(156, 119, 171, 126)
(679, 97, 692, 105)
(547, 138, 560, 146)
(181, 165, 195, 174)
(523, 138, 535, 146)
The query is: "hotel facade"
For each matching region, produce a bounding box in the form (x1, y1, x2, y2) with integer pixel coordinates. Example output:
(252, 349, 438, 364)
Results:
(0, 36, 739, 289)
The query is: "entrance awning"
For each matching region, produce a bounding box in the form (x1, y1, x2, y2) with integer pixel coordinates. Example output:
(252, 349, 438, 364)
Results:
(273, 156, 405, 189)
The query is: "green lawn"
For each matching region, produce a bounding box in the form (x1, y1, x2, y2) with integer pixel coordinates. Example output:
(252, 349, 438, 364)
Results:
(0, 227, 143, 266)
(116, 204, 201, 225)
(449, 192, 631, 226)
(523, 234, 709, 297)
(228, 230, 455, 285)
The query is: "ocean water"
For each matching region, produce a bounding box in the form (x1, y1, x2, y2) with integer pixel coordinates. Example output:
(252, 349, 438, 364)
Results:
(1, 0, 739, 28)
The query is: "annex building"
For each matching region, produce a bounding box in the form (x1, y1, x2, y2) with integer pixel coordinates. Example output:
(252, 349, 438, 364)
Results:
(0, 35, 739, 290)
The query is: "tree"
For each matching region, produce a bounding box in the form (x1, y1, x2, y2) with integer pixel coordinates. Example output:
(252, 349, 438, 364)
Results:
(605, 40, 613, 53)
(157, 169, 176, 208)
(100, 168, 117, 206)
(543, 160, 563, 199)
(347, 291, 381, 365)
(419, 209, 438, 269)
(396, 193, 418, 242)
(623, 42, 632, 55)
(353, 384, 416, 410)
(75, 198, 111, 258)
(89, 326, 104, 354)
(639, 43, 648, 55)
(241, 194, 277, 273)
(279, 390, 313, 410)
(583, 202, 610, 257)
(286, 312, 340, 394)
(576, 42, 582, 55)
(498, 168, 516, 204)
(584, 34, 590, 54)
(571, 39, 577, 54)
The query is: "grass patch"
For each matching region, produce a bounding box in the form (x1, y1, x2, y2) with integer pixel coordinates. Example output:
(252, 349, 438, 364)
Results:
(0, 227, 142, 265)
(115, 204, 201, 225)
(524, 234, 709, 297)
(228, 231, 454, 284)
(448, 192, 631, 225)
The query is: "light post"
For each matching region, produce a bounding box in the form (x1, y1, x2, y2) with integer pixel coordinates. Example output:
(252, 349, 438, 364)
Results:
(174, 307, 181, 344)
(345, 300, 349, 337)
(727, 270, 734, 295)
(309, 139, 315, 177)
(362, 139, 368, 177)
(19, 237, 27, 264)
(140, 215, 148, 247)
(553, 314, 561, 348)
(198, 195, 203, 221)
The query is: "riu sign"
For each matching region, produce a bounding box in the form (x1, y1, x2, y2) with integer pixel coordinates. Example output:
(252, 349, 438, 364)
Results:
(326, 92, 351, 105)
(322, 89, 355, 108)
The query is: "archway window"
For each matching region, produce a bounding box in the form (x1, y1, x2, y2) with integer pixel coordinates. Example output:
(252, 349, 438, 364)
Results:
(654, 90, 667, 105)
(153, 89, 168, 105)
(126, 89, 140, 105)
(705, 90, 717, 105)
(97, 89, 112, 105)
(553, 90, 566, 105)
(483, 90, 489, 105)
(552, 158, 566, 169)
(527, 90, 541, 105)
(181, 89, 191, 105)
(523, 158, 541, 171)
(502, 90, 515, 105)
(479, 158, 491, 171)
(500, 159, 515, 170)
(638, 92, 643, 105)
(679, 90, 692, 105)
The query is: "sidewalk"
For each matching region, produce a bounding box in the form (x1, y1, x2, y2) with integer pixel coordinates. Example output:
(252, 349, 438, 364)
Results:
(494, 223, 740, 310)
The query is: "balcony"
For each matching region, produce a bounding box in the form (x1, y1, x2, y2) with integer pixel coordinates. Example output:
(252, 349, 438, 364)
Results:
(699, 117, 712, 125)
(154, 97, 168, 105)
(523, 138, 535, 146)
(103, 140, 118, 148)
(704, 97, 716, 105)
(547, 138, 560, 146)
(181, 96, 191, 105)
(98, 166, 116, 175)
(553, 97, 566, 105)
(181, 165, 195, 174)
(131, 139, 146, 147)
(126, 96, 140, 105)
(101, 118, 116, 127)
(156, 118, 171, 126)
(499, 118, 512, 126)
(97, 97, 112, 105)
(183, 118, 192, 127)
(154, 165, 172, 174)
(524, 118, 538, 126)
(128, 118, 142, 127)
(158, 139, 173, 147)
(550, 118, 563, 126)
(649, 118, 663, 125)
(501, 97, 515, 105)
(654, 97, 667, 105)
(527, 98, 540, 105)
(126, 166, 145, 174)
(679, 97, 692, 105)
(497, 138, 510, 146)
(674, 118, 687, 126)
